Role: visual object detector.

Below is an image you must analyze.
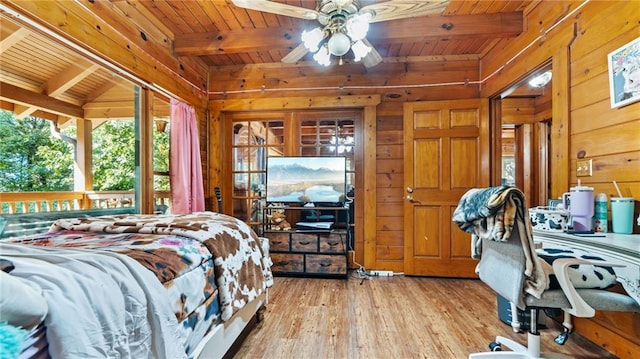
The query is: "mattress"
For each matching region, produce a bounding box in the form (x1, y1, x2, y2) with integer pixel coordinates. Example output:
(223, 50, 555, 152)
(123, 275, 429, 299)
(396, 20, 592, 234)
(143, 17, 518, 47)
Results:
(10, 230, 220, 356)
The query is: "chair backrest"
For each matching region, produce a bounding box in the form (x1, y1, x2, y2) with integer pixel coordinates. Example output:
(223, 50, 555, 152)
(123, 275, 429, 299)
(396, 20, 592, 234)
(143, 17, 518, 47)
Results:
(475, 223, 528, 309)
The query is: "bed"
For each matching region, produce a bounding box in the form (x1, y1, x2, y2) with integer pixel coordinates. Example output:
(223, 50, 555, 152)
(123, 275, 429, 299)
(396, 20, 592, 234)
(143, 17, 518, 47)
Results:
(0, 211, 273, 359)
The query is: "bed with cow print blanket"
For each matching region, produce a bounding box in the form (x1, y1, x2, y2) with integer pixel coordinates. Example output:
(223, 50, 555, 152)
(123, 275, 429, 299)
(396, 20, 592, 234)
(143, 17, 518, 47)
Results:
(1, 211, 272, 359)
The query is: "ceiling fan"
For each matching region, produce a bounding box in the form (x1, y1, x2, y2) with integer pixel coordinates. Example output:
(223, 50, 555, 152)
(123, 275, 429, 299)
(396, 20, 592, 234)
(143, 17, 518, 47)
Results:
(231, 0, 450, 68)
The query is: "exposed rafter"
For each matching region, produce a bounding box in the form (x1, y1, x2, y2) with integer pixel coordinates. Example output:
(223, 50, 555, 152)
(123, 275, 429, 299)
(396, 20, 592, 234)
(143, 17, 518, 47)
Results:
(174, 12, 522, 57)
(0, 81, 84, 119)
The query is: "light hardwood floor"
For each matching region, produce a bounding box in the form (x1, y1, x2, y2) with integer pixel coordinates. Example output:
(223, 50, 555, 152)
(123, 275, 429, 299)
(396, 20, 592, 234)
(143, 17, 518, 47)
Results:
(233, 275, 614, 358)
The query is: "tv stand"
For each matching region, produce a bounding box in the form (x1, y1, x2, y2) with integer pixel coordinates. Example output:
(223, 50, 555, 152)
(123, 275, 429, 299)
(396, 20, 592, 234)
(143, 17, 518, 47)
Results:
(262, 205, 350, 279)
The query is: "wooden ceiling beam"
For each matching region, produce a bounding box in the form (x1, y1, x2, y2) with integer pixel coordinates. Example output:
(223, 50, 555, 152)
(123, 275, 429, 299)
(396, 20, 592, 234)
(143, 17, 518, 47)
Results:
(0, 81, 84, 119)
(11, 59, 97, 120)
(174, 26, 300, 56)
(174, 12, 522, 56)
(84, 77, 128, 104)
(83, 107, 135, 120)
(368, 12, 523, 41)
(45, 59, 100, 97)
(12, 104, 37, 119)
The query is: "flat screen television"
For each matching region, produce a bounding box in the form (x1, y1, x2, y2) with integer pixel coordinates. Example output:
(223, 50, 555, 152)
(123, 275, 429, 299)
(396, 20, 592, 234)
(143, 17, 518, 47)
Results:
(266, 156, 346, 205)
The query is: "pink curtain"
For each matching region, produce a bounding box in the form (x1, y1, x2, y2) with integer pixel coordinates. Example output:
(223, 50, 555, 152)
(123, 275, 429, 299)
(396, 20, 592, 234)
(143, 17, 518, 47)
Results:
(169, 98, 205, 214)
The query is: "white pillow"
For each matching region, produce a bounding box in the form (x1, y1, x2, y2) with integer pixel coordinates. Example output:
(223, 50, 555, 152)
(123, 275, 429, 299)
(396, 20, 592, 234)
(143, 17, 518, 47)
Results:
(0, 271, 48, 330)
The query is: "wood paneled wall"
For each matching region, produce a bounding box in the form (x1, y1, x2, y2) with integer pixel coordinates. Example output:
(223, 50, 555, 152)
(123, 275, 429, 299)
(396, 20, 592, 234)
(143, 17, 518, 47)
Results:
(480, 1, 640, 357)
(375, 109, 405, 273)
(481, 0, 640, 206)
(207, 56, 480, 273)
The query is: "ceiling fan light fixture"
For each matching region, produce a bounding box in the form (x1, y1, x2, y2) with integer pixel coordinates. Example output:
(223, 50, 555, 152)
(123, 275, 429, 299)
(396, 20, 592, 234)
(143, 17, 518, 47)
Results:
(301, 27, 324, 52)
(333, 0, 351, 8)
(346, 13, 370, 41)
(314, 46, 332, 66)
(351, 40, 371, 62)
(327, 32, 351, 56)
(232, 0, 451, 68)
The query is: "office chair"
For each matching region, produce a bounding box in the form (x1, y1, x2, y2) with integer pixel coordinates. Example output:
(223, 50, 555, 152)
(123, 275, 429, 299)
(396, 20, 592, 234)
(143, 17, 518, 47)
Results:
(453, 186, 640, 358)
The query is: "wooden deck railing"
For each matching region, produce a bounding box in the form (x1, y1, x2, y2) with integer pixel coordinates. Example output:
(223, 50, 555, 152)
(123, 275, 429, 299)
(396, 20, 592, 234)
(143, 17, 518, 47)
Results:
(0, 191, 171, 214)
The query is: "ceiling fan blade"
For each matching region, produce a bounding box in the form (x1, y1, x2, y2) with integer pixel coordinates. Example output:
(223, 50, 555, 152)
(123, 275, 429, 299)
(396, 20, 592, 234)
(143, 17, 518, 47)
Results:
(231, 0, 320, 20)
(281, 43, 309, 64)
(361, 38, 382, 68)
(362, 0, 450, 23)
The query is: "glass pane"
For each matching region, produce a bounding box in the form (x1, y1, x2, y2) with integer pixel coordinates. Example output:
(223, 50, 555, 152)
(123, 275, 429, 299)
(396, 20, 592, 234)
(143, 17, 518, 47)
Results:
(346, 172, 355, 189)
(234, 173, 248, 195)
(152, 96, 170, 211)
(268, 146, 284, 157)
(234, 147, 249, 171)
(250, 173, 266, 196)
(248, 148, 262, 171)
(346, 157, 354, 171)
(233, 122, 249, 145)
(265, 121, 284, 145)
(319, 146, 334, 156)
(300, 147, 318, 156)
(249, 198, 264, 225)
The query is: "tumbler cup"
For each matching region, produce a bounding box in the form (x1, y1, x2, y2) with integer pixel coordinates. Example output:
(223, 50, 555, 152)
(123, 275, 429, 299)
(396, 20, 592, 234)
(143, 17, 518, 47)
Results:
(611, 197, 634, 234)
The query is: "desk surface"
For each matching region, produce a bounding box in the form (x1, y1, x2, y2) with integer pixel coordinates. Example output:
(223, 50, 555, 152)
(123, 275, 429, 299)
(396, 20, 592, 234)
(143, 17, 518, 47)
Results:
(533, 231, 640, 260)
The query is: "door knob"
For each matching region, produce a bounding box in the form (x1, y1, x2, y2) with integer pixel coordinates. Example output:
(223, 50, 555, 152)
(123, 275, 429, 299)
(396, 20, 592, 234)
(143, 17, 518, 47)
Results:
(405, 195, 421, 204)
(406, 187, 413, 193)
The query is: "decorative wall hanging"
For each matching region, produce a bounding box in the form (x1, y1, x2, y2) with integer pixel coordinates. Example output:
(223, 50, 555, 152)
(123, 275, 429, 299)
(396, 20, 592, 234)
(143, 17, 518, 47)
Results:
(608, 37, 640, 108)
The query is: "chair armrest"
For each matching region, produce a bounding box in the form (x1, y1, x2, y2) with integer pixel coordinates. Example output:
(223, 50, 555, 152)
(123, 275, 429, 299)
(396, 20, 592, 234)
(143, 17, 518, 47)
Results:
(551, 258, 625, 317)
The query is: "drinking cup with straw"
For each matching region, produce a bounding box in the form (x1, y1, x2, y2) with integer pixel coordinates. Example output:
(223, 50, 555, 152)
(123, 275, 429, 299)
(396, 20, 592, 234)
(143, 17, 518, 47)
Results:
(611, 181, 634, 234)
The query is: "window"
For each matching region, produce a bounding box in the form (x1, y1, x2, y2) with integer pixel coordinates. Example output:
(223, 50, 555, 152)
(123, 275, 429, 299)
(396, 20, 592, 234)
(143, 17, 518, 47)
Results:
(299, 118, 355, 191)
(231, 119, 284, 228)
(229, 111, 359, 231)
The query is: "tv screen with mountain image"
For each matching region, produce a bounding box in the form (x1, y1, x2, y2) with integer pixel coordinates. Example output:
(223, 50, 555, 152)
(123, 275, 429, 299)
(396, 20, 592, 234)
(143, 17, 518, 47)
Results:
(266, 156, 346, 204)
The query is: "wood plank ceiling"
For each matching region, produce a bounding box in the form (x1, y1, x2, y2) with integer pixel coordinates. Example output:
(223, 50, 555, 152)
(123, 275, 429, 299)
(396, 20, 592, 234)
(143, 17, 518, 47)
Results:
(0, 0, 531, 122)
(152, 0, 529, 67)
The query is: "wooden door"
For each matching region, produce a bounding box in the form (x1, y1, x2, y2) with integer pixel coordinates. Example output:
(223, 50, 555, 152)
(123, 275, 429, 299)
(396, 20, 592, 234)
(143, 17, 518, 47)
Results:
(403, 99, 490, 277)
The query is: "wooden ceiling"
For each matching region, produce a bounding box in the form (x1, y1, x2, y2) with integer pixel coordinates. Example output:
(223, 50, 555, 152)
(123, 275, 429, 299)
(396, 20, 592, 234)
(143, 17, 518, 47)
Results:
(155, 0, 529, 67)
(0, 0, 531, 123)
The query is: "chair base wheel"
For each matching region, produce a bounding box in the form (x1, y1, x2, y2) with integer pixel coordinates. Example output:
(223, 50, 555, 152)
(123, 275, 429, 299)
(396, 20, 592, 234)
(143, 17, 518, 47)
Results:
(489, 342, 502, 351)
(554, 331, 569, 345)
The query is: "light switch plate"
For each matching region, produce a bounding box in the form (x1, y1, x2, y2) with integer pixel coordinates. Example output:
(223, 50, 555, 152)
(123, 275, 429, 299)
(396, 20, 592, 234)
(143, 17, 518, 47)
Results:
(576, 159, 592, 177)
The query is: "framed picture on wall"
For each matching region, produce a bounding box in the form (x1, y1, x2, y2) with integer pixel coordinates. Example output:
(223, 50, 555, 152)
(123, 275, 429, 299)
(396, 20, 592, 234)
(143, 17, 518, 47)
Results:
(608, 37, 640, 108)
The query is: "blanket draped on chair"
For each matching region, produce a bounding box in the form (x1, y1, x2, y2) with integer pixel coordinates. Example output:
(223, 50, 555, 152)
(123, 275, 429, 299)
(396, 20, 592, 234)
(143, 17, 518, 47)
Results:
(452, 186, 550, 299)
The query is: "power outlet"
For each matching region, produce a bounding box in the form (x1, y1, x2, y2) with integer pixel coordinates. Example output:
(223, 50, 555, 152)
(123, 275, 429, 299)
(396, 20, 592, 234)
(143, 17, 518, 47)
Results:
(576, 159, 592, 177)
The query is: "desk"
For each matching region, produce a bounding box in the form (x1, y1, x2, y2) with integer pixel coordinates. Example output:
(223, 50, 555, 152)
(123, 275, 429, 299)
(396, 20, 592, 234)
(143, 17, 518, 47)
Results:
(533, 231, 640, 304)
